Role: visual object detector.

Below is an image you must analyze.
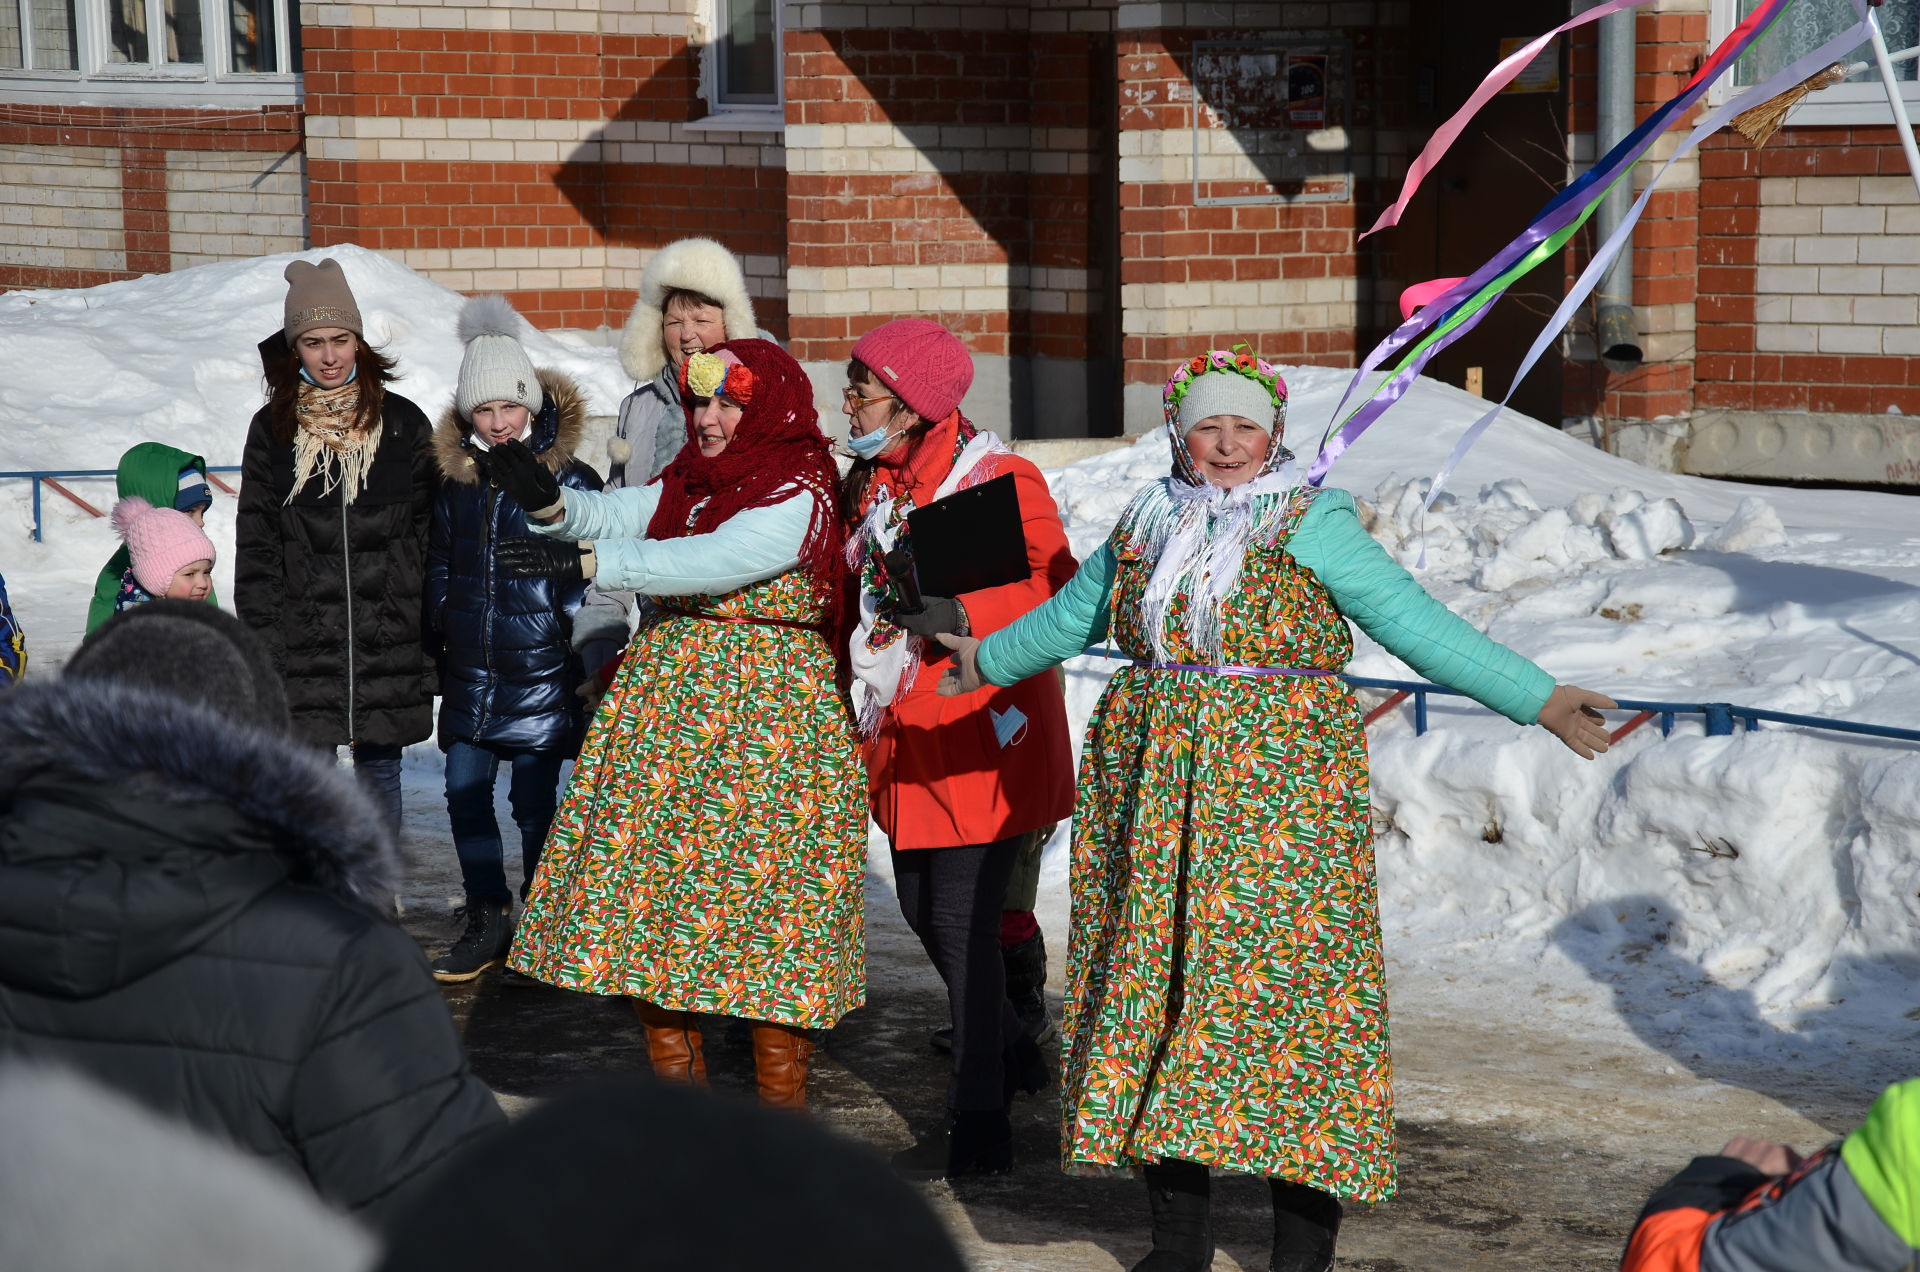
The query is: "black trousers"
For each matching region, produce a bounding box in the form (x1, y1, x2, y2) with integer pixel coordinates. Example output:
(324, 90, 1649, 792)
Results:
(891, 836, 1026, 1112)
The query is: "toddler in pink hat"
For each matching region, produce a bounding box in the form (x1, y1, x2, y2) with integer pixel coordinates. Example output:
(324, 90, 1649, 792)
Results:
(109, 496, 218, 613)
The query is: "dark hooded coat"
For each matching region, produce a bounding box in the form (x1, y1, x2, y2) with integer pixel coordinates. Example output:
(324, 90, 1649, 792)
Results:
(0, 674, 504, 1226)
(428, 368, 603, 754)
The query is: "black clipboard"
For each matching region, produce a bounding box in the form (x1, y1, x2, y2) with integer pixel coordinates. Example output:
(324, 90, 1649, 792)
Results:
(905, 473, 1030, 597)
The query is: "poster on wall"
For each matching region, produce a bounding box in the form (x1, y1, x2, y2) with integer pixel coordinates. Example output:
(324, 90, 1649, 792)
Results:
(1191, 36, 1352, 205)
(1496, 36, 1561, 94)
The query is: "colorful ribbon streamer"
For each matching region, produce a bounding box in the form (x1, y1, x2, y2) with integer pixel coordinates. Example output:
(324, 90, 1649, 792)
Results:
(1359, 0, 1660, 243)
(1307, 0, 1802, 487)
(1412, 10, 1878, 555)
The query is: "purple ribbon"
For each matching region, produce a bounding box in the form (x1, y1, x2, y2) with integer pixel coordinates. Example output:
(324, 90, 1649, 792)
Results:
(1132, 660, 1337, 679)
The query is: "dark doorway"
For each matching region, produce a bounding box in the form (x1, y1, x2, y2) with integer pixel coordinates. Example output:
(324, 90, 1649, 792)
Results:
(1385, 2, 1569, 424)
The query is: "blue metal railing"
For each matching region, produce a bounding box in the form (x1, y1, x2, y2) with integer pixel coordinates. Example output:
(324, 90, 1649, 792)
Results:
(2, 467, 243, 543)
(1076, 648, 1920, 747)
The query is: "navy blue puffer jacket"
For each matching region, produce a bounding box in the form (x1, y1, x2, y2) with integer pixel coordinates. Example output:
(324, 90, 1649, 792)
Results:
(427, 369, 603, 754)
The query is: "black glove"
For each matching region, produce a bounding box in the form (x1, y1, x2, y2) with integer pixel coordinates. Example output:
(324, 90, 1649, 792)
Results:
(490, 438, 561, 515)
(498, 536, 590, 582)
(891, 595, 967, 640)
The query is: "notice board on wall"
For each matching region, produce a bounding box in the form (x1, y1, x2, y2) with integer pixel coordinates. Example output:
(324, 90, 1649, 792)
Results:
(1189, 36, 1353, 205)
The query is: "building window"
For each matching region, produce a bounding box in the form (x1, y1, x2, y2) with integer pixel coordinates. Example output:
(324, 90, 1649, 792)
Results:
(1711, 0, 1919, 125)
(0, 0, 298, 101)
(690, 0, 781, 132)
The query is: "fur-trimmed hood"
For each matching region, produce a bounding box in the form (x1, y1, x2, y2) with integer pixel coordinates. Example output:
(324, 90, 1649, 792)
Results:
(618, 237, 758, 384)
(434, 366, 587, 485)
(0, 677, 397, 998)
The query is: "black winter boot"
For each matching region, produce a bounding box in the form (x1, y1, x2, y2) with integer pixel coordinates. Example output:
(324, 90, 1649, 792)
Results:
(891, 1108, 1013, 1180)
(431, 900, 514, 982)
(1267, 1179, 1341, 1272)
(1130, 1158, 1213, 1271)
(1002, 930, 1055, 1044)
(1003, 1028, 1051, 1104)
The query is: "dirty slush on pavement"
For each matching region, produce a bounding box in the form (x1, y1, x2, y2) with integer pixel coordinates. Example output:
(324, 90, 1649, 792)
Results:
(398, 818, 1734, 1272)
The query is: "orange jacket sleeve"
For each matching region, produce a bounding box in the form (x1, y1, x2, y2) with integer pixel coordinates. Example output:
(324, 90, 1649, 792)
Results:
(953, 456, 1077, 638)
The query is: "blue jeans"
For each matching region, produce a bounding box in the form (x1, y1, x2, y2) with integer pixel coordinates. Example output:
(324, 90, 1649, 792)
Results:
(443, 740, 565, 905)
(351, 742, 404, 833)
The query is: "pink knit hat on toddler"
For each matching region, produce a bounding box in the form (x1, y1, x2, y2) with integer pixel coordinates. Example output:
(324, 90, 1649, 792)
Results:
(850, 319, 975, 423)
(111, 496, 217, 594)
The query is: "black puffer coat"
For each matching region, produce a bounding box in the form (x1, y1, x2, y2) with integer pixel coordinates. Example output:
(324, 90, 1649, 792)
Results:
(0, 676, 504, 1226)
(429, 369, 603, 754)
(235, 375, 440, 750)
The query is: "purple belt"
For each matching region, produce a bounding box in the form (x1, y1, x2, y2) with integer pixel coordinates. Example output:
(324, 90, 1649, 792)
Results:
(1132, 659, 1336, 679)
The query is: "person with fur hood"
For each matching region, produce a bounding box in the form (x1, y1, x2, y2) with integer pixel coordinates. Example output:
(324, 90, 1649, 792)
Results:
(0, 600, 504, 1229)
(425, 296, 605, 982)
(235, 258, 441, 831)
(609, 237, 768, 490)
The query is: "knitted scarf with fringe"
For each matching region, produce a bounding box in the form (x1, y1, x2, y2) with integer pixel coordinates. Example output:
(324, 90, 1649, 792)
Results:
(286, 380, 381, 505)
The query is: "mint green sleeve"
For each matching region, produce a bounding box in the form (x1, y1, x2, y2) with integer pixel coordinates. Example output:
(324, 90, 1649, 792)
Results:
(531, 482, 664, 543)
(1290, 489, 1554, 725)
(591, 492, 811, 596)
(976, 542, 1116, 687)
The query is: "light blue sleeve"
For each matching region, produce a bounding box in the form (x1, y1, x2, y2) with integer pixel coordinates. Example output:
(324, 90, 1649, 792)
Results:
(590, 490, 815, 596)
(976, 542, 1117, 687)
(531, 482, 665, 543)
(1289, 489, 1555, 725)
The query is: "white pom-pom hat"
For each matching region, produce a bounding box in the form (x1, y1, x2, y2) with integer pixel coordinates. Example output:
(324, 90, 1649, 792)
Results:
(455, 294, 544, 422)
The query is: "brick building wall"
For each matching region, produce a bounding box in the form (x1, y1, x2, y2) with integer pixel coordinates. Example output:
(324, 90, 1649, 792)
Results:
(0, 108, 302, 289)
(1112, 2, 1407, 431)
(783, 0, 1114, 437)
(301, 0, 789, 334)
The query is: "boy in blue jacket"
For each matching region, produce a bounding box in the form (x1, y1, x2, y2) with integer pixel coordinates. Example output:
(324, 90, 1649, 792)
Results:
(426, 296, 605, 981)
(0, 572, 22, 685)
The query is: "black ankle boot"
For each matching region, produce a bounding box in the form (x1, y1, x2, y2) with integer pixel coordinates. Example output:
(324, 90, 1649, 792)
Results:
(1268, 1179, 1341, 1272)
(1002, 1028, 1051, 1105)
(891, 1108, 1013, 1181)
(1130, 1158, 1212, 1272)
(1002, 930, 1055, 1044)
(430, 899, 514, 983)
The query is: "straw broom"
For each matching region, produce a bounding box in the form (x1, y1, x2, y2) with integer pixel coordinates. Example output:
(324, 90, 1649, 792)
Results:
(1733, 60, 1860, 147)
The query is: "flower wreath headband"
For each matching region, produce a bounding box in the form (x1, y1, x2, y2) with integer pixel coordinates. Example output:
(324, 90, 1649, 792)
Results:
(1161, 347, 1288, 431)
(681, 349, 757, 405)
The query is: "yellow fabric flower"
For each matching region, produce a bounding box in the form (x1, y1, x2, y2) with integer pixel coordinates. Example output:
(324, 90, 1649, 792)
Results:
(684, 350, 728, 399)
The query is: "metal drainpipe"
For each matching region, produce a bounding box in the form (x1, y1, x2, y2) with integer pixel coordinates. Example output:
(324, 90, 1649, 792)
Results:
(1594, 2, 1644, 374)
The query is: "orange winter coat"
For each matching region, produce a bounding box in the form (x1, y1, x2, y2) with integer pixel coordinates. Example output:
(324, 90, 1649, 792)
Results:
(856, 414, 1078, 850)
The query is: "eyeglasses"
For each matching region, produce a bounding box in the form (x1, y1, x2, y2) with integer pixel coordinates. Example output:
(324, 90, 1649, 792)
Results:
(843, 387, 895, 408)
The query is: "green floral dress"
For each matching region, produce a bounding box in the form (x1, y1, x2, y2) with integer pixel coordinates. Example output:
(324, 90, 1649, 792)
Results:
(508, 568, 867, 1028)
(1064, 493, 1395, 1201)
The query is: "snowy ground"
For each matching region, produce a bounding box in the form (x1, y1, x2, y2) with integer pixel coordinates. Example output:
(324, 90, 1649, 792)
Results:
(6, 251, 1918, 1264)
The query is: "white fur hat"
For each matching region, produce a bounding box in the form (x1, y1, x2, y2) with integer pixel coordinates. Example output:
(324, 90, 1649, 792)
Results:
(456, 294, 544, 421)
(617, 238, 758, 384)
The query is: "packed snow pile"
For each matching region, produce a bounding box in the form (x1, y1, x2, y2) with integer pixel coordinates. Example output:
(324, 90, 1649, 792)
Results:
(5, 253, 1919, 1098)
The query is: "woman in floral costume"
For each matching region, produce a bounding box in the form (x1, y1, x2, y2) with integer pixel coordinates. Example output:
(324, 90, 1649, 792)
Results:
(491, 338, 863, 1112)
(939, 351, 1615, 1272)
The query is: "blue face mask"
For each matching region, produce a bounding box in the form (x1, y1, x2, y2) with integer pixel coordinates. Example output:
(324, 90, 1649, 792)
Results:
(846, 427, 895, 461)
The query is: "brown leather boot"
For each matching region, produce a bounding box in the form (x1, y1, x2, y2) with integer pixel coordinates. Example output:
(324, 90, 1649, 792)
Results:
(633, 999, 708, 1087)
(750, 1021, 815, 1111)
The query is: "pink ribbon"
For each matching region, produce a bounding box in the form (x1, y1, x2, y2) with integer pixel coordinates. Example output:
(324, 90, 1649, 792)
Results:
(1359, 0, 1659, 243)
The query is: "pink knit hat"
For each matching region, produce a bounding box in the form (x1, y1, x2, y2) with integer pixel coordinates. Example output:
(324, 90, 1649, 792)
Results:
(850, 319, 974, 422)
(111, 496, 217, 594)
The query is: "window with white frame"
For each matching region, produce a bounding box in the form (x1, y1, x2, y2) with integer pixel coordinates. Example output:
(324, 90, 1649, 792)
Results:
(1711, 0, 1918, 125)
(692, 0, 781, 132)
(0, 0, 298, 102)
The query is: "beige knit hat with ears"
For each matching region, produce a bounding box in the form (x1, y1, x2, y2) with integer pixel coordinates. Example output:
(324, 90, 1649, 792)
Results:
(283, 258, 364, 341)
